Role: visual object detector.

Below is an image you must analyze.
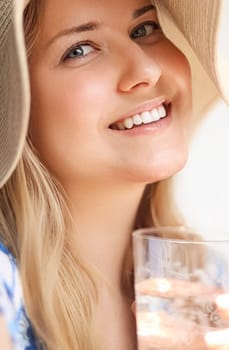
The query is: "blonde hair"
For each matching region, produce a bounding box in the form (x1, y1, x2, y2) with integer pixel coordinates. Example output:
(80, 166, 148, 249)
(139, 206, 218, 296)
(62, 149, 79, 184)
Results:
(0, 1, 185, 349)
(0, 139, 98, 349)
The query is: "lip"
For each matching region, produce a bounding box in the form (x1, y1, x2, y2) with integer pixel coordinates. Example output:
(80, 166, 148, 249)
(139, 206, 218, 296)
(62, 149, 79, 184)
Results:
(109, 102, 172, 136)
(109, 96, 168, 127)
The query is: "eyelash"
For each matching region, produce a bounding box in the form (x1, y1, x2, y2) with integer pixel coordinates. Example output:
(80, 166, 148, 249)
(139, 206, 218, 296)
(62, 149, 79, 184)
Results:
(130, 21, 162, 39)
(62, 40, 98, 62)
(62, 20, 162, 62)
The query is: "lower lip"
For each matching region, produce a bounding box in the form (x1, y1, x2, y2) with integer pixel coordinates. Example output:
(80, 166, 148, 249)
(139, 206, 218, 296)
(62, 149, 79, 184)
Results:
(110, 106, 172, 136)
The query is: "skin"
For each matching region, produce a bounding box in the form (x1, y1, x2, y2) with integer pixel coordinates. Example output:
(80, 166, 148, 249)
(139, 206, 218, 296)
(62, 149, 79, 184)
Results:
(27, 0, 192, 348)
(0, 317, 12, 350)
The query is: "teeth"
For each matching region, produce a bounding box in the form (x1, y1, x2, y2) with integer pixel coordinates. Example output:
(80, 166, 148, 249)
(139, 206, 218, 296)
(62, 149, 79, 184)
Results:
(142, 111, 153, 124)
(117, 122, 125, 130)
(158, 105, 166, 118)
(133, 114, 142, 126)
(123, 118, 134, 129)
(151, 108, 160, 121)
(113, 103, 168, 130)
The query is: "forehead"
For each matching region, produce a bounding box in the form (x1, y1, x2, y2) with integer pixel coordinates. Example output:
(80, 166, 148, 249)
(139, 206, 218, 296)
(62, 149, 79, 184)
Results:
(40, 0, 154, 31)
(42, 0, 153, 13)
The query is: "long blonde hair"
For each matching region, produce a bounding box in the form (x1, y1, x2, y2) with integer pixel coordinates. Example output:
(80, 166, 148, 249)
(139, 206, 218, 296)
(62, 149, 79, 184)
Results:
(0, 1, 184, 349)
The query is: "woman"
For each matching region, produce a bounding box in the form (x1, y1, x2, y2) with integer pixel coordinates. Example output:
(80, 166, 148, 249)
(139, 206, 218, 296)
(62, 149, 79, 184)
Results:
(0, 0, 228, 349)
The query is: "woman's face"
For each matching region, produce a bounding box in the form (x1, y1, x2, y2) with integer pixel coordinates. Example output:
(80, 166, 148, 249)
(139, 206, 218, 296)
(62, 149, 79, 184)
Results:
(29, 0, 192, 186)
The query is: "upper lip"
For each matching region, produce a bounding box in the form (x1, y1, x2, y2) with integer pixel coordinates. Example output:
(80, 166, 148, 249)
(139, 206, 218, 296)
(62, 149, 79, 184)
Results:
(109, 96, 169, 127)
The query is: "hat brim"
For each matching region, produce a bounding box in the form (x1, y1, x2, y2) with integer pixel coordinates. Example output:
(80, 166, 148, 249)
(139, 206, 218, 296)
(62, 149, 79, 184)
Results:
(0, 0, 30, 187)
(155, 0, 229, 104)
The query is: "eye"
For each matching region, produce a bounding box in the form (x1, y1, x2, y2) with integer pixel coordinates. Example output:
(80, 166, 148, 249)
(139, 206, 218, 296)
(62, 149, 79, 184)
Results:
(62, 42, 95, 61)
(130, 21, 161, 40)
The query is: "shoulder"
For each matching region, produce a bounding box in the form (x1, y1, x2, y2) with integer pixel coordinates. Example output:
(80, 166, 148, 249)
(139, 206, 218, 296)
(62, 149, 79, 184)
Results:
(0, 242, 38, 349)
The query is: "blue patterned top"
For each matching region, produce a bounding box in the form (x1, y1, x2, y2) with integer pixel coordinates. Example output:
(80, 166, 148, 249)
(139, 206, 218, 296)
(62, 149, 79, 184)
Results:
(0, 242, 38, 349)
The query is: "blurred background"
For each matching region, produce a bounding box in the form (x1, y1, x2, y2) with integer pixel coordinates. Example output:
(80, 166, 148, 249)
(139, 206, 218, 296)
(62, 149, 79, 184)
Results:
(173, 99, 229, 237)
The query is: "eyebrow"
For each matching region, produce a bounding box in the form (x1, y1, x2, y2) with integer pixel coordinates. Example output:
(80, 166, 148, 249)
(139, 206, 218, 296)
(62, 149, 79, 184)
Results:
(46, 22, 98, 49)
(133, 4, 156, 18)
(46, 4, 156, 49)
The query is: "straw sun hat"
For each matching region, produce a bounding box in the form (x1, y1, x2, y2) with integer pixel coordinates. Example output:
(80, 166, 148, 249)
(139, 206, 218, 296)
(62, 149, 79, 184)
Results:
(0, 0, 229, 188)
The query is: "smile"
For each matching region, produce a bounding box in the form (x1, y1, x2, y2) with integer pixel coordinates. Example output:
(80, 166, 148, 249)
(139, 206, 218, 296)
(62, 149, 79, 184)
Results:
(110, 103, 168, 131)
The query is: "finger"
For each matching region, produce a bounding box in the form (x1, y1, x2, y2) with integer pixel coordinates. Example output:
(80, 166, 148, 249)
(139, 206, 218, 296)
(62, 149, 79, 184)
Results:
(137, 311, 208, 350)
(137, 310, 229, 349)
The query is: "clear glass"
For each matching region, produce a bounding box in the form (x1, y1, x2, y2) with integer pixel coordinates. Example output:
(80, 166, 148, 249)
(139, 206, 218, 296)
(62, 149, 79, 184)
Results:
(133, 226, 229, 349)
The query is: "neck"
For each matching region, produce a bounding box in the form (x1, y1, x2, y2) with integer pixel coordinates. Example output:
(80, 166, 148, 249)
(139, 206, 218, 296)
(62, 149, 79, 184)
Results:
(64, 179, 146, 292)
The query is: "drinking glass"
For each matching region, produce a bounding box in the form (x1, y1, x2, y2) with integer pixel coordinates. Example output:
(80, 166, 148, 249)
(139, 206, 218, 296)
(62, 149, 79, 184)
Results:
(133, 226, 229, 349)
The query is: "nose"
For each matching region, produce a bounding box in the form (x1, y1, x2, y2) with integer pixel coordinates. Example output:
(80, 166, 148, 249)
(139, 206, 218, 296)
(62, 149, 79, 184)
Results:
(117, 40, 162, 93)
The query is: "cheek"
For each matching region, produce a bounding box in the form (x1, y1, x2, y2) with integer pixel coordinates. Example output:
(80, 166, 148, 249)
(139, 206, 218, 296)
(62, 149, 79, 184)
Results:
(30, 69, 112, 126)
(28, 66, 115, 176)
(156, 40, 192, 127)
(155, 39, 192, 92)
(29, 66, 116, 153)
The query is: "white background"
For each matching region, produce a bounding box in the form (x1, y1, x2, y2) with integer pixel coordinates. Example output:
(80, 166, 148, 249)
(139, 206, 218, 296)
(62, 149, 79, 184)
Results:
(173, 100, 229, 239)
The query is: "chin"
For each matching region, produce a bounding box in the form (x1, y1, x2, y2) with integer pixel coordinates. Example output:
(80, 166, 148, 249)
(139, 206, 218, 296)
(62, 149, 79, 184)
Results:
(151, 156, 187, 183)
(126, 149, 189, 184)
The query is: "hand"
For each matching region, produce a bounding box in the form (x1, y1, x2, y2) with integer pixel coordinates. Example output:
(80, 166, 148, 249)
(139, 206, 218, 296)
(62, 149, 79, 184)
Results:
(206, 294, 229, 349)
(133, 278, 229, 349)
